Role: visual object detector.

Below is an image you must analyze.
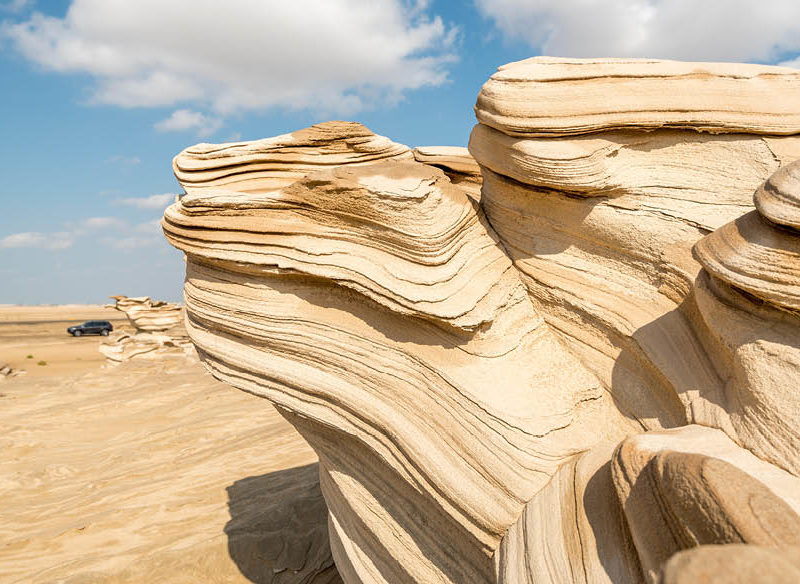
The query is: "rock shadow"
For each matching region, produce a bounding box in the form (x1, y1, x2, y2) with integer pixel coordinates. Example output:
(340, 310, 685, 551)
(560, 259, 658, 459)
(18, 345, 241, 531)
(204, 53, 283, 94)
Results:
(225, 462, 342, 584)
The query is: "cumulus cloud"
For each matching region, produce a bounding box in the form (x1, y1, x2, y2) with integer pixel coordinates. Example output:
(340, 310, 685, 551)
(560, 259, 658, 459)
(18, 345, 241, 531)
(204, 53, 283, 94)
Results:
(0, 212, 167, 252)
(475, 0, 800, 63)
(154, 109, 222, 137)
(104, 236, 161, 250)
(116, 193, 176, 210)
(4, 0, 457, 133)
(0, 231, 74, 250)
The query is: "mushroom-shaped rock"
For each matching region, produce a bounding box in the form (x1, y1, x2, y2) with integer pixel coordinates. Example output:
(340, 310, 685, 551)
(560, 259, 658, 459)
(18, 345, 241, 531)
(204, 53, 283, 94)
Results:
(475, 57, 800, 137)
(693, 161, 800, 312)
(755, 158, 800, 230)
(173, 121, 412, 195)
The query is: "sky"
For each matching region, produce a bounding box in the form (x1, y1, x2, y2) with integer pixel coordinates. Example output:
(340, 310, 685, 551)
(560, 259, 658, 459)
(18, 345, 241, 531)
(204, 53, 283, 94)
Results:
(1, 0, 799, 305)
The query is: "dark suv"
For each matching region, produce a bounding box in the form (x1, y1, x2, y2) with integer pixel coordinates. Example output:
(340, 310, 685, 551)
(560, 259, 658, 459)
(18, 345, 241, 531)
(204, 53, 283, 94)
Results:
(67, 320, 113, 337)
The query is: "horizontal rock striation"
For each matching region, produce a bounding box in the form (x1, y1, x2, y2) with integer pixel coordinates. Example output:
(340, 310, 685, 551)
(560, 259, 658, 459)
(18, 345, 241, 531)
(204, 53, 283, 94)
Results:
(174, 121, 412, 196)
(475, 57, 800, 136)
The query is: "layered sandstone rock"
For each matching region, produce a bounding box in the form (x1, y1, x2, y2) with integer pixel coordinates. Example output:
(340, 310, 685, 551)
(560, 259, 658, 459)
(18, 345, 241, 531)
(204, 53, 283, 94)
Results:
(475, 57, 800, 136)
(659, 545, 800, 584)
(107, 295, 183, 332)
(102, 295, 192, 364)
(165, 126, 632, 581)
(174, 121, 412, 196)
(164, 63, 800, 583)
(413, 146, 482, 201)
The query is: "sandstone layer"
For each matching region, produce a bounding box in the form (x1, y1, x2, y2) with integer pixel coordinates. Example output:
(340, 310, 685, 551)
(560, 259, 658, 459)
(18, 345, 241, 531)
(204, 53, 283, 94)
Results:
(165, 61, 800, 583)
(475, 57, 800, 136)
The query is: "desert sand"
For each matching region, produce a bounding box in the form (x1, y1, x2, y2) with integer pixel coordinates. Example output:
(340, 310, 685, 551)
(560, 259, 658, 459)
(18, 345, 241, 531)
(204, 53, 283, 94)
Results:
(0, 305, 339, 583)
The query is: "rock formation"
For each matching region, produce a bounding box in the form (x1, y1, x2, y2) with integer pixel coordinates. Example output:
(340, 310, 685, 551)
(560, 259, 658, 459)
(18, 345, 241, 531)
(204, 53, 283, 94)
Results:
(107, 295, 183, 332)
(164, 60, 800, 583)
(0, 363, 24, 380)
(101, 295, 193, 363)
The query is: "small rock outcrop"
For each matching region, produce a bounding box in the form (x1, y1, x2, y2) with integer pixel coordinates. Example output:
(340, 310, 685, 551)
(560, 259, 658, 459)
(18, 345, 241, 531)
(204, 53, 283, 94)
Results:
(163, 62, 800, 583)
(0, 363, 24, 380)
(101, 296, 193, 364)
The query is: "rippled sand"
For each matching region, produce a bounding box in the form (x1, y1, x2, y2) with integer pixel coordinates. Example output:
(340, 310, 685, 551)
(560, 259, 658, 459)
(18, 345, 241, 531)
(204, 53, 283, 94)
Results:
(0, 306, 339, 583)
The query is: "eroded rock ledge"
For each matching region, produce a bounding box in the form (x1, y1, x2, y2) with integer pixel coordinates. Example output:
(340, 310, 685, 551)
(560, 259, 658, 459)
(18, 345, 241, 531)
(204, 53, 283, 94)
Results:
(164, 60, 800, 583)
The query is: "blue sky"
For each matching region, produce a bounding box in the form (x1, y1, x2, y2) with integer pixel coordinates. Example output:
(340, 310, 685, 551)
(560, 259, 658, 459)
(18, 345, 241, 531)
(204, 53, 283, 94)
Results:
(1, 0, 799, 304)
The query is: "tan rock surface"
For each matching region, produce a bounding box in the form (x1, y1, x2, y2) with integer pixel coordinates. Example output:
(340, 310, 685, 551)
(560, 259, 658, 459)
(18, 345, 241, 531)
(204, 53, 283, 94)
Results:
(174, 121, 412, 196)
(612, 426, 800, 582)
(755, 157, 800, 229)
(659, 545, 800, 584)
(475, 57, 800, 136)
(412, 145, 482, 201)
(161, 59, 800, 583)
(166, 122, 634, 583)
(107, 294, 184, 332)
(102, 295, 193, 363)
(166, 159, 520, 331)
(0, 305, 339, 583)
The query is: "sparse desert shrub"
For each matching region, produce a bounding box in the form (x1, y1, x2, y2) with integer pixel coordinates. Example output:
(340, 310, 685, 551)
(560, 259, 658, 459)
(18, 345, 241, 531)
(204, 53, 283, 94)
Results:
(37, 361, 46, 366)
(26, 354, 33, 359)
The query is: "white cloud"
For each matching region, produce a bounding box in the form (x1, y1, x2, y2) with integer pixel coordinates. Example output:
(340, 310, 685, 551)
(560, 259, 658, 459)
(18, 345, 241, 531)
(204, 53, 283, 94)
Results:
(83, 216, 124, 229)
(0, 214, 166, 253)
(475, 0, 800, 63)
(154, 109, 222, 137)
(107, 154, 140, 166)
(117, 193, 176, 210)
(780, 56, 800, 69)
(4, 0, 457, 132)
(0, 231, 74, 250)
(133, 218, 163, 233)
(104, 235, 161, 250)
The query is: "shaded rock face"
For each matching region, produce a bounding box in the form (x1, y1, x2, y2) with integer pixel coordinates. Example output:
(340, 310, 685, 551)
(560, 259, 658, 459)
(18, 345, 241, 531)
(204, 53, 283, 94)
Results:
(101, 295, 193, 363)
(163, 64, 800, 584)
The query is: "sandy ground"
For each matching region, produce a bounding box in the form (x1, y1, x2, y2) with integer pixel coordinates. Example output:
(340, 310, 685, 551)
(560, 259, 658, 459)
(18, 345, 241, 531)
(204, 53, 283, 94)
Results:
(0, 306, 337, 583)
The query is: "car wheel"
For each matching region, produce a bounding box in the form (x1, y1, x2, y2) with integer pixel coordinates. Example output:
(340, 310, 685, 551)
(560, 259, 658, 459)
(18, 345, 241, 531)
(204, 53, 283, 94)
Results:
(101, 329, 109, 336)
(74, 330, 82, 337)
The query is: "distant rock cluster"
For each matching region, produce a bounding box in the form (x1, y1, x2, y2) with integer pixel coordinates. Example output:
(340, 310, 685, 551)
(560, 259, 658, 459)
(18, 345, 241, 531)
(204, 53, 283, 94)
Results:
(163, 58, 800, 583)
(100, 295, 194, 364)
